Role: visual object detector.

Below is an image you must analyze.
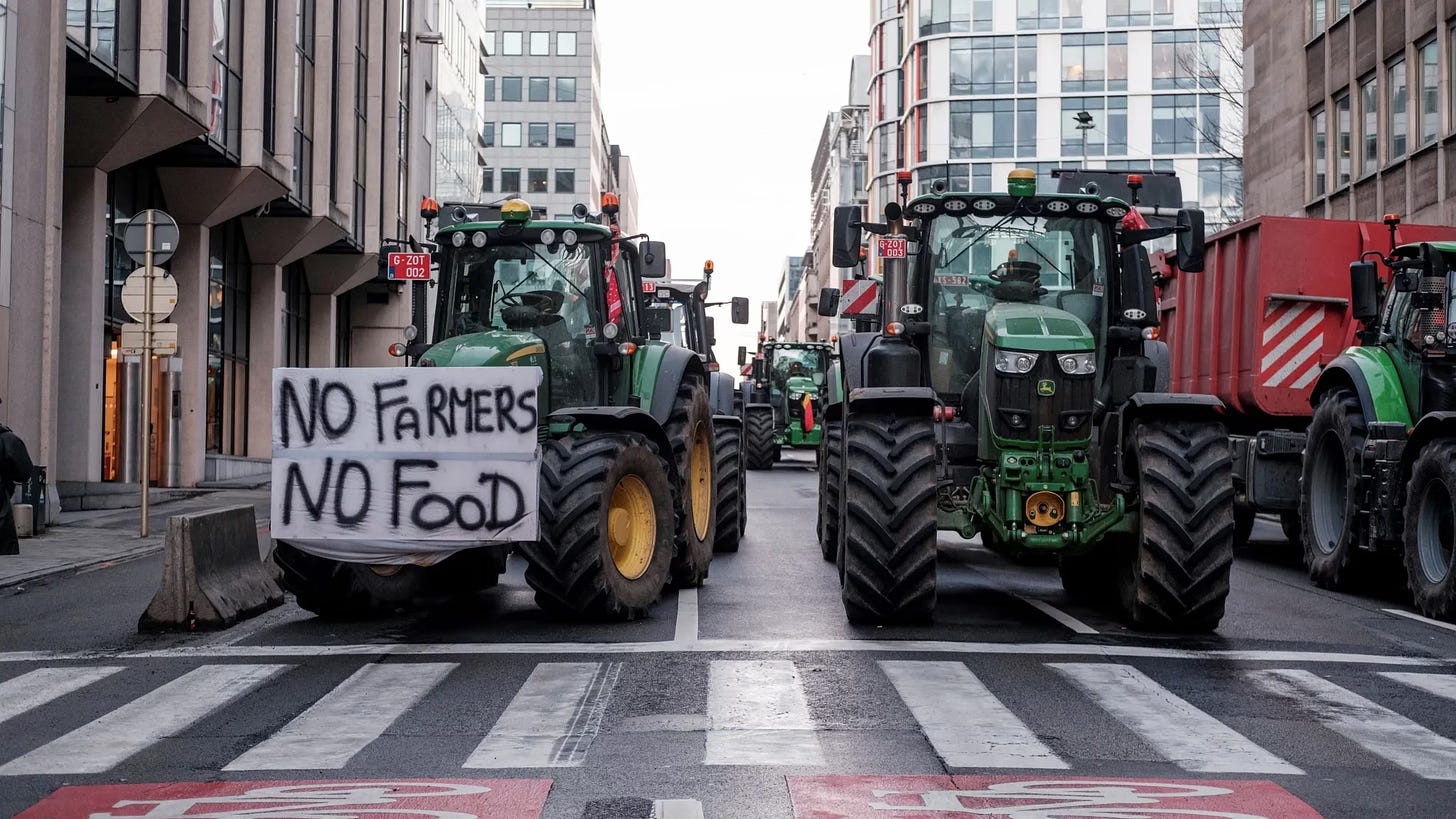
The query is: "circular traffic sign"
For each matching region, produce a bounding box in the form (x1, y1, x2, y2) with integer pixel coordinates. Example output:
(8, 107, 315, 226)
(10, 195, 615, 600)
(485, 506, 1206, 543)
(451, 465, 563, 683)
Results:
(123, 209, 180, 266)
(121, 267, 179, 322)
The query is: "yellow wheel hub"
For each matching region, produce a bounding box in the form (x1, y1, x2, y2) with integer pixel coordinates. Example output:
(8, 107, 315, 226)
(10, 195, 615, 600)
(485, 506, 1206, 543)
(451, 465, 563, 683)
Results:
(689, 420, 712, 540)
(609, 475, 656, 580)
(1025, 491, 1066, 529)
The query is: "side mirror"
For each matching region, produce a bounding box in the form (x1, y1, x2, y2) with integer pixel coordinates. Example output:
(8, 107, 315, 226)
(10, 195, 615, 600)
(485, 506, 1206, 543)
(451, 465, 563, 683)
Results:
(641, 241, 668, 279)
(731, 296, 750, 325)
(706, 316, 717, 346)
(737, 346, 748, 367)
(1175, 208, 1206, 273)
(1349, 261, 1380, 325)
(832, 206, 864, 268)
(1118, 246, 1159, 328)
(643, 305, 673, 337)
(818, 287, 841, 317)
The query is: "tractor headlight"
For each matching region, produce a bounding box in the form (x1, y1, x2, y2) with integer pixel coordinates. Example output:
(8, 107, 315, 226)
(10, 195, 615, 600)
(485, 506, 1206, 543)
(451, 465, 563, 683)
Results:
(1056, 352, 1097, 375)
(450, 231, 467, 248)
(788, 391, 804, 400)
(994, 350, 1039, 375)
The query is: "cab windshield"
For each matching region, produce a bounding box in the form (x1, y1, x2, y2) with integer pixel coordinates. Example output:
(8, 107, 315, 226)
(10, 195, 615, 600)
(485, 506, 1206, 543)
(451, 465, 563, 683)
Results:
(919, 211, 1110, 395)
(434, 239, 603, 342)
(769, 347, 828, 395)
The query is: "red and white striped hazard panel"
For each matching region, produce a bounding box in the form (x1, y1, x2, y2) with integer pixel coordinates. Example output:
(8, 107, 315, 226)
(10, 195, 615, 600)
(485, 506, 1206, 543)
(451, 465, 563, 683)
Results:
(1258, 299, 1340, 392)
(841, 279, 879, 317)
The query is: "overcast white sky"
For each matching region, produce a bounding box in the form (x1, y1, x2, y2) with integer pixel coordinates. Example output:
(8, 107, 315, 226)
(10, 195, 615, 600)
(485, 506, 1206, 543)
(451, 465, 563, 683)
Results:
(594, 1, 871, 367)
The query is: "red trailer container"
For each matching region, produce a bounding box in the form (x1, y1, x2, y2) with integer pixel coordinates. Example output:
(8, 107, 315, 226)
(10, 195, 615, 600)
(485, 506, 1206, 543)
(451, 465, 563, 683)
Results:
(1156, 215, 1456, 540)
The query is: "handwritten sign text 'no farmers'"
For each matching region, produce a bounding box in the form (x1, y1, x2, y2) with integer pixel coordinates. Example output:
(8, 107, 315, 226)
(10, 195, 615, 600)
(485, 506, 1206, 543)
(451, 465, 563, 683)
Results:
(270, 368, 542, 559)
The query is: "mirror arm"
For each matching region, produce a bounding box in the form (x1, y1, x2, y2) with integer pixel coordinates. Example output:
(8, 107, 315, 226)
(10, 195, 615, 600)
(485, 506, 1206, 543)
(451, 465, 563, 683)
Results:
(860, 221, 892, 236)
(1120, 226, 1179, 246)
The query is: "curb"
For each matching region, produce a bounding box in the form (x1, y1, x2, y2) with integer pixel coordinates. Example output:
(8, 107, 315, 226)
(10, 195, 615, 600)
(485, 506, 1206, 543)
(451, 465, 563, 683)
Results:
(0, 542, 165, 590)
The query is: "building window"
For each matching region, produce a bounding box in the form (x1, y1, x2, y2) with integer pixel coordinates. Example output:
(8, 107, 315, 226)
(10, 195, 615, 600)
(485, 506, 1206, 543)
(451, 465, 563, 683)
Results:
(1333, 0, 1349, 21)
(528, 168, 548, 194)
(1017, 99, 1037, 156)
(0, 0, 7, 198)
(556, 122, 576, 146)
(1360, 75, 1377, 176)
(353, 0, 367, 241)
(282, 264, 311, 368)
(481, 122, 494, 147)
(483, 76, 495, 102)
(1311, 106, 1327, 197)
(66, 0, 140, 83)
(919, 0, 971, 36)
(555, 169, 576, 193)
(557, 77, 577, 102)
(1063, 33, 1126, 92)
(206, 224, 251, 457)
(501, 168, 521, 193)
(502, 76, 522, 102)
(528, 122, 548, 147)
(1151, 94, 1216, 155)
(1152, 30, 1217, 91)
(1335, 92, 1351, 187)
(208, 0, 243, 158)
(167, 0, 188, 82)
(502, 122, 522, 147)
(1016, 0, 1059, 30)
(482, 30, 495, 56)
(292, 0, 315, 206)
(1198, 0, 1241, 25)
(482, 168, 494, 193)
(396, 0, 409, 224)
(557, 31, 577, 56)
(1311, 0, 1325, 35)
(917, 113, 928, 162)
(530, 31, 549, 56)
(951, 37, 1036, 96)
(529, 76, 549, 102)
(263, 0, 278, 154)
(502, 31, 522, 55)
(1418, 38, 1438, 148)
(1108, 0, 1172, 27)
(950, 99, 1015, 159)
(1062, 0, 1083, 28)
(1063, 97, 1124, 156)
(1198, 158, 1242, 228)
(1388, 58, 1407, 162)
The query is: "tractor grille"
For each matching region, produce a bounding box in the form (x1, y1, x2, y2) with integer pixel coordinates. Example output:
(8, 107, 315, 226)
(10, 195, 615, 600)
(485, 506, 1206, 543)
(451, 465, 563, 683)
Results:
(984, 351, 1095, 442)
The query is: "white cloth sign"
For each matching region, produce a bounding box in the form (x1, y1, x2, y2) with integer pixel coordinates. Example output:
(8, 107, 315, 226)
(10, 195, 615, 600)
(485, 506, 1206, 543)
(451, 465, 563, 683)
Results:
(271, 367, 542, 559)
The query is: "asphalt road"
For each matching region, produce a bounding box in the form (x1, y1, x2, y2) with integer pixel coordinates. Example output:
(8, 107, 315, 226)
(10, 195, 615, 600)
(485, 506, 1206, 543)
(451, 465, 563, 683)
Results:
(2, 451, 1456, 818)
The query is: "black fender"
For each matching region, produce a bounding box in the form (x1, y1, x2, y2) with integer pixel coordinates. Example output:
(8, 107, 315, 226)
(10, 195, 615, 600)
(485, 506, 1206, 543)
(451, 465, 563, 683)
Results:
(1401, 411, 1456, 481)
(708, 371, 737, 416)
(647, 345, 711, 426)
(847, 386, 939, 416)
(1105, 393, 1227, 488)
(1310, 358, 1377, 421)
(548, 407, 678, 484)
(824, 400, 844, 423)
(711, 413, 742, 431)
(1124, 392, 1225, 422)
(1144, 339, 1171, 393)
(837, 332, 877, 393)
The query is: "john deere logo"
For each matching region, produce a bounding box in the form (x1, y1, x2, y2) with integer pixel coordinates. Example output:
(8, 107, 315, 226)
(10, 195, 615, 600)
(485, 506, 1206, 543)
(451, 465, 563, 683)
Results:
(1037, 380, 1056, 397)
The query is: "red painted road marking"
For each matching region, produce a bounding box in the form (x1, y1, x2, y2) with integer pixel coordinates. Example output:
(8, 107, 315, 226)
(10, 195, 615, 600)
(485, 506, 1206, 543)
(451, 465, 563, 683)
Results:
(788, 775, 1322, 818)
(17, 779, 551, 818)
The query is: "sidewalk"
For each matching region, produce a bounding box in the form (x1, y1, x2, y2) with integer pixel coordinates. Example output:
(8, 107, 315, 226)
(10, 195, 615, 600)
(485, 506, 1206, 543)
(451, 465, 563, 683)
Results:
(2, 486, 273, 589)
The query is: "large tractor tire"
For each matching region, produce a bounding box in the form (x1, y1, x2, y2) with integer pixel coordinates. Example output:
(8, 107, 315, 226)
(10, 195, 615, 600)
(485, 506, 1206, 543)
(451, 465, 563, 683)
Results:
(713, 421, 745, 553)
(520, 432, 675, 621)
(744, 406, 776, 470)
(1404, 441, 1456, 621)
(817, 418, 843, 562)
(840, 412, 938, 624)
(666, 380, 717, 587)
(1300, 389, 1368, 590)
(1118, 420, 1235, 632)
(274, 543, 425, 620)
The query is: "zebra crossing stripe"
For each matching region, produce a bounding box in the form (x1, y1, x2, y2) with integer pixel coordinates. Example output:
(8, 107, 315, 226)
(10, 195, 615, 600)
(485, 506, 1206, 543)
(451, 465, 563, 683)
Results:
(1381, 672, 1456, 703)
(705, 660, 823, 766)
(1250, 668, 1456, 780)
(464, 662, 622, 768)
(0, 664, 289, 775)
(1052, 663, 1302, 775)
(0, 666, 124, 727)
(224, 662, 457, 771)
(880, 661, 1066, 769)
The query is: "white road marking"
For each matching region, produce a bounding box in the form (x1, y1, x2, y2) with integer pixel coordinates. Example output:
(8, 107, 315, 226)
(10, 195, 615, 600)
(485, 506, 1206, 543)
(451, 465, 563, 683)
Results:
(1250, 668, 1456, 780)
(1383, 607, 1456, 634)
(652, 799, 705, 819)
(465, 661, 621, 768)
(0, 666, 124, 726)
(198, 604, 312, 648)
(1052, 663, 1301, 774)
(0, 664, 289, 775)
(705, 660, 823, 765)
(881, 660, 1066, 769)
(223, 662, 456, 770)
(1019, 597, 1099, 635)
(674, 588, 698, 645)
(1381, 672, 1456, 703)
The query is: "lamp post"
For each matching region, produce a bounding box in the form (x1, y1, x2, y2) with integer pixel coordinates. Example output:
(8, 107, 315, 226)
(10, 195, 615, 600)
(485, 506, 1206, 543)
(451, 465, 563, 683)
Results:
(1074, 111, 1095, 168)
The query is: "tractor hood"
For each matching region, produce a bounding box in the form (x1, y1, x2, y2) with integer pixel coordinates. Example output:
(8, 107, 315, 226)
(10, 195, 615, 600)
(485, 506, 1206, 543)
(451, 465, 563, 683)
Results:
(984, 302, 1095, 352)
(419, 331, 548, 369)
(785, 375, 819, 395)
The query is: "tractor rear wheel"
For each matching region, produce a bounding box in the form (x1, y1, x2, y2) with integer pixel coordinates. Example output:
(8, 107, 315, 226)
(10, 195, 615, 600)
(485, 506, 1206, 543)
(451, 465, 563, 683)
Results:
(713, 421, 744, 553)
(1301, 389, 1368, 590)
(1404, 441, 1456, 621)
(274, 543, 424, 620)
(744, 406, 776, 470)
(817, 418, 843, 562)
(521, 432, 674, 620)
(840, 411, 938, 624)
(666, 380, 717, 587)
(1119, 420, 1234, 632)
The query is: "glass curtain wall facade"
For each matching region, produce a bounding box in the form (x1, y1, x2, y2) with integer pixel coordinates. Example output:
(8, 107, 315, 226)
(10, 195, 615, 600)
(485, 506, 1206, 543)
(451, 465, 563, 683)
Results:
(436, 0, 487, 201)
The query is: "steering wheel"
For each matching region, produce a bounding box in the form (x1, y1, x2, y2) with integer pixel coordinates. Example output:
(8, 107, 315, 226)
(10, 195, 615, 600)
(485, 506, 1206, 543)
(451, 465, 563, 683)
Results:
(500, 290, 565, 315)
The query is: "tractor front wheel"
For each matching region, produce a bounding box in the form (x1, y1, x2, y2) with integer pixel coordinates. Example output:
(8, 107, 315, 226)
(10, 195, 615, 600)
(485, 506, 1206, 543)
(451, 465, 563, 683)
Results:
(840, 412, 938, 624)
(521, 432, 675, 620)
(817, 418, 843, 562)
(1301, 389, 1368, 590)
(274, 543, 426, 620)
(1119, 420, 1234, 632)
(666, 381, 717, 587)
(1404, 441, 1456, 621)
(744, 406, 776, 470)
(713, 421, 745, 553)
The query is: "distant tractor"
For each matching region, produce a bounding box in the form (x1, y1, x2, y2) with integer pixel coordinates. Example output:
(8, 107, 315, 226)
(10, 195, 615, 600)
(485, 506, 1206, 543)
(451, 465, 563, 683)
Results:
(818, 169, 1230, 632)
(736, 339, 834, 470)
(273, 195, 719, 621)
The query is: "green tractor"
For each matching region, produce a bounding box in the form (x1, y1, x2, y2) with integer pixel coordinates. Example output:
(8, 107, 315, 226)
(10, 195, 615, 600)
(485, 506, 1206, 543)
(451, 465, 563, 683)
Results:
(643, 263, 752, 552)
(818, 169, 1230, 631)
(736, 340, 834, 469)
(273, 196, 718, 621)
(1301, 237, 1456, 621)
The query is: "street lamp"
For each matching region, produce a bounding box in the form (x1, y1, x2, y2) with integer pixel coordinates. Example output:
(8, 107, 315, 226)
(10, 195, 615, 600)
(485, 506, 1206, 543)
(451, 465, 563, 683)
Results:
(1074, 111, 1095, 168)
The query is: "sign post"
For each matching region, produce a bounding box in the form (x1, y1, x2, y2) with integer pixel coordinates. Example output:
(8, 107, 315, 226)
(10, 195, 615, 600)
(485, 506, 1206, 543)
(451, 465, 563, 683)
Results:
(122, 209, 180, 538)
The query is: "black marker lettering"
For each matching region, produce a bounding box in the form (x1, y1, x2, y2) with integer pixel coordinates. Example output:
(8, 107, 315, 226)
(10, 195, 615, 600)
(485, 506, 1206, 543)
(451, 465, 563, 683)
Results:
(411, 495, 455, 531)
(473, 389, 495, 433)
(517, 388, 540, 429)
(427, 384, 452, 437)
(391, 459, 436, 527)
(451, 388, 474, 434)
(276, 378, 317, 449)
(283, 458, 332, 525)
(319, 382, 356, 438)
(333, 460, 372, 527)
(495, 386, 520, 432)
(395, 407, 421, 441)
(373, 380, 409, 444)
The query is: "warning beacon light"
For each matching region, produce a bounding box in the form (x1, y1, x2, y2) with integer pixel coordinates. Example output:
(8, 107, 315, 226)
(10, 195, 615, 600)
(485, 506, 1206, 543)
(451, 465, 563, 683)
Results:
(500, 199, 533, 223)
(601, 192, 620, 215)
(420, 197, 439, 221)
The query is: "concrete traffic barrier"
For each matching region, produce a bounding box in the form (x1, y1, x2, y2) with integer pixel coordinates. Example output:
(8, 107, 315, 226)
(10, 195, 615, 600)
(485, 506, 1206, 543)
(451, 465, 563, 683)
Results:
(139, 505, 284, 632)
